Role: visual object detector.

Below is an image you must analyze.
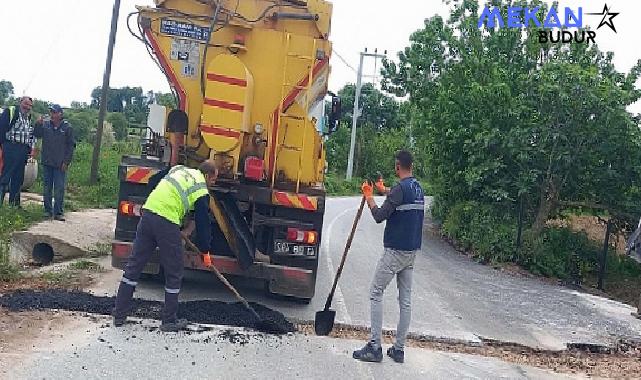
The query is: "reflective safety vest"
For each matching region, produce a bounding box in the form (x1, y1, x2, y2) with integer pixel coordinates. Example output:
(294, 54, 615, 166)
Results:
(8, 106, 15, 123)
(143, 165, 209, 225)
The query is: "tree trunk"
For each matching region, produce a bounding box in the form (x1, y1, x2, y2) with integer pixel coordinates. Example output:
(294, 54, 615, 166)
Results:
(530, 179, 558, 238)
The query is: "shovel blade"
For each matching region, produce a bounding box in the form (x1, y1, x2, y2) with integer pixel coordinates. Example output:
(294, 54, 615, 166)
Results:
(314, 309, 336, 336)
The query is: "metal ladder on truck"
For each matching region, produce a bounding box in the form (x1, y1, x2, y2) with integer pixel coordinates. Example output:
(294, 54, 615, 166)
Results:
(271, 32, 318, 193)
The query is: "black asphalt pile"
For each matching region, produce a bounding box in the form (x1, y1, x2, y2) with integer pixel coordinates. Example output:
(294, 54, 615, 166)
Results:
(0, 289, 295, 335)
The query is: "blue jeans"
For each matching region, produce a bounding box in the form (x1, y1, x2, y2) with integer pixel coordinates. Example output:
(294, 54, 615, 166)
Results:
(42, 165, 66, 216)
(0, 141, 31, 206)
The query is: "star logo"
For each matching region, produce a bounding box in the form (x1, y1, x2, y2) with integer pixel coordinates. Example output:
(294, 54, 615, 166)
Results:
(587, 4, 619, 33)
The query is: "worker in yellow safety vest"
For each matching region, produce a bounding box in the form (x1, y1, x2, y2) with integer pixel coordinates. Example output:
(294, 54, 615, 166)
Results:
(112, 160, 218, 332)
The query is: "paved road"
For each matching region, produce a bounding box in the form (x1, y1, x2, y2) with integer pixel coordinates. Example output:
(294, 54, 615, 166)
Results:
(9, 314, 574, 380)
(91, 196, 641, 350)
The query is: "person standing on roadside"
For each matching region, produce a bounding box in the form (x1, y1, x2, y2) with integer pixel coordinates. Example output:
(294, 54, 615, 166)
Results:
(33, 104, 75, 220)
(352, 150, 425, 364)
(0, 96, 36, 207)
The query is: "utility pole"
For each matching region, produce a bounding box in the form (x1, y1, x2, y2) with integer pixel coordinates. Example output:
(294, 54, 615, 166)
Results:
(346, 48, 386, 180)
(346, 53, 364, 181)
(90, 0, 121, 184)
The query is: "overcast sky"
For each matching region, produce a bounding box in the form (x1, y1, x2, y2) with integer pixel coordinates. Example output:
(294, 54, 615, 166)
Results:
(2, 0, 639, 111)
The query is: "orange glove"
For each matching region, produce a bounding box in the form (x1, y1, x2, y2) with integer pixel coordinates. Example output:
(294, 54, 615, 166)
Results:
(375, 177, 386, 194)
(361, 181, 373, 198)
(201, 252, 212, 267)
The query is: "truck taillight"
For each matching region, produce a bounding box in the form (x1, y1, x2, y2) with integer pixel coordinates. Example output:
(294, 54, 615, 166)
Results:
(287, 228, 317, 245)
(119, 201, 141, 217)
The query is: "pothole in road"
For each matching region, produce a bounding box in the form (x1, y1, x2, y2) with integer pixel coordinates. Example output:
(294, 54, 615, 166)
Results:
(0, 289, 294, 335)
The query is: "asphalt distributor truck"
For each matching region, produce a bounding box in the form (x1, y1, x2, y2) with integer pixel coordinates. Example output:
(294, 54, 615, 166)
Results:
(111, 0, 340, 302)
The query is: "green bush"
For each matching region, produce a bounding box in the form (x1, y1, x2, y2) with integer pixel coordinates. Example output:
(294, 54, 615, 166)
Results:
(324, 174, 362, 196)
(442, 201, 517, 263)
(440, 199, 641, 282)
(604, 251, 641, 278)
(519, 227, 599, 279)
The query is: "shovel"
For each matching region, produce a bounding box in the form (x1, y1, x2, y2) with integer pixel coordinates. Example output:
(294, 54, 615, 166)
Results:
(181, 235, 286, 334)
(315, 196, 367, 335)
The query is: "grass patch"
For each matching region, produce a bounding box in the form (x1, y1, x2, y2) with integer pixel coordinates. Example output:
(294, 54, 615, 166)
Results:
(324, 174, 362, 196)
(31, 141, 140, 210)
(88, 243, 111, 258)
(68, 260, 104, 272)
(0, 260, 21, 282)
(39, 269, 75, 285)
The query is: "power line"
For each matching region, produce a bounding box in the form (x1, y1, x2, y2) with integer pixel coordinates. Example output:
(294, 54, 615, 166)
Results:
(333, 49, 358, 74)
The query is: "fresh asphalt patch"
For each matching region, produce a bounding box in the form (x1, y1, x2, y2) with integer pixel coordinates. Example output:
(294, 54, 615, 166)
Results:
(0, 289, 294, 335)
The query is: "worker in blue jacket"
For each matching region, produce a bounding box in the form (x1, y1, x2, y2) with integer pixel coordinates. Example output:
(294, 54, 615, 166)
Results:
(353, 150, 424, 364)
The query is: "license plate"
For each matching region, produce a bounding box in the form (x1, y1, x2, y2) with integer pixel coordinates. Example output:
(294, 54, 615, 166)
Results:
(274, 241, 316, 256)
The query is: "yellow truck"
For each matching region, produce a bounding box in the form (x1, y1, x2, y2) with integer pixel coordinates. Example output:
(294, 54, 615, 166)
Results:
(111, 0, 340, 301)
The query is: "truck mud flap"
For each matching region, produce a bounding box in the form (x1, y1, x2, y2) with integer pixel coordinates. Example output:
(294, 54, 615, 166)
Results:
(210, 193, 255, 270)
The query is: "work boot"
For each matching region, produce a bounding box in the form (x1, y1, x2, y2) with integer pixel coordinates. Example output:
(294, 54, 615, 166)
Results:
(160, 319, 189, 332)
(44, 212, 53, 219)
(54, 214, 65, 221)
(352, 342, 383, 363)
(387, 346, 405, 363)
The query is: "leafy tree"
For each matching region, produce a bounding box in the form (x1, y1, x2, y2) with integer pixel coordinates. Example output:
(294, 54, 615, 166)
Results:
(325, 83, 410, 180)
(31, 99, 50, 115)
(382, 0, 641, 238)
(336, 83, 403, 132)
(107, 112, 129, 141)
(70, 101, 89, 109)
(147, 90, 177, 109)
(65, 108, 98, 142)
(0, 80, 14, 106)
(92, 86, 169, 128)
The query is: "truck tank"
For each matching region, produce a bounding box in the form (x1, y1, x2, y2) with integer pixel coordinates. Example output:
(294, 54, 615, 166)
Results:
(111, 0, 338, 301)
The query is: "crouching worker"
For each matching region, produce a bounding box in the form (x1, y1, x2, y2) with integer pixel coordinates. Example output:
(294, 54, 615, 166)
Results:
(112, 160, 218, 331)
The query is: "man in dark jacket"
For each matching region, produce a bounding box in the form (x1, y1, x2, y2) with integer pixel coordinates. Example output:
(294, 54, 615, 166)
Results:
(33, 104, 75, 220)
(0, 96, 36, 207)
(352, 150, 425, 364)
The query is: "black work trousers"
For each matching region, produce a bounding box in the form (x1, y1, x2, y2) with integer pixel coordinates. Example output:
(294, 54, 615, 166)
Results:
(113, 210, 184, 323)
(0, 141, 30, 206)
